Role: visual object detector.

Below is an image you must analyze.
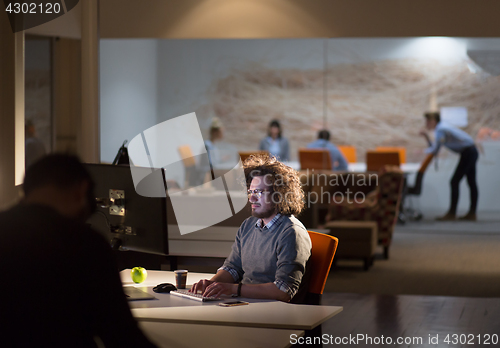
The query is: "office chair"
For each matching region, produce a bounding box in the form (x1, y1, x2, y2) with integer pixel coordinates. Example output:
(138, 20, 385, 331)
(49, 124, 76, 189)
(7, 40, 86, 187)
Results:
(238, 150, 268, 163)
(296, 231, 338, 347)
(337, 145, 357, 163)
(376, 146, 407, 164)
(298, 148, 332, 170)
(305, 231, 338, 305)
(325, 166, 404, 259)
(177, 145, 199, 187)
(366, 150, 400, 172)
(400, 153, 434, 221)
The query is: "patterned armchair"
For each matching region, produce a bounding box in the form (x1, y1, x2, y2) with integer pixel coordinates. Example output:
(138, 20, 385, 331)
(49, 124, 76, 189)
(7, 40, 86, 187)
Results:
(325, 166, 404, 259)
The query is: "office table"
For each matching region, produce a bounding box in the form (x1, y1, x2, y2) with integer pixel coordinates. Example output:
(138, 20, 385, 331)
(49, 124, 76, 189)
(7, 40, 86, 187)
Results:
(139, 321, 304, 348)
(284, 160, 420, 173)
(121, 270, 343, 330)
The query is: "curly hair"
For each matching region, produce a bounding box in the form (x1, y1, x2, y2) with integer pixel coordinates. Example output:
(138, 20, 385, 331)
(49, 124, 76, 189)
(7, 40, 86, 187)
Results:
(243, 153, 305, 216)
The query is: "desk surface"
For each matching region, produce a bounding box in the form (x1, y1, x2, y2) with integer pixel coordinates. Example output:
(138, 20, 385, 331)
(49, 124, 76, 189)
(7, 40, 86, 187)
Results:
(132, 301, 342, 330)
(139, 321, 303, 348)
(285, 161, 420, 173)
(121, 270, 343, 330)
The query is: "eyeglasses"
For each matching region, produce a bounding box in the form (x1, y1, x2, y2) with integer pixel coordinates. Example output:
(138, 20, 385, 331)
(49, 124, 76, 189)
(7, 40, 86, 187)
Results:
(247, 189, 270, 198)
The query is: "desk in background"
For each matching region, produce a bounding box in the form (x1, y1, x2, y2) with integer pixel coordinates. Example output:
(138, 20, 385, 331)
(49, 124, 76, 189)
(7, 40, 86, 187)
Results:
(283, 161, 420, 173)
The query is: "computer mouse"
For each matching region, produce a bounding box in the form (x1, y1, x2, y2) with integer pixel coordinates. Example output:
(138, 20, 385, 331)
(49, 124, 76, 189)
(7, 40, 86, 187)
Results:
(153, 283, 177, 293)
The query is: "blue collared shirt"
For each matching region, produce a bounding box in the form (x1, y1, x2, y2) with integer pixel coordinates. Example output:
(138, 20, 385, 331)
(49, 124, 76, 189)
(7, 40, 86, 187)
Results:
(307, 139, 348, 171)
(426, 122, 475, 155)
(255, 213, 283, 230)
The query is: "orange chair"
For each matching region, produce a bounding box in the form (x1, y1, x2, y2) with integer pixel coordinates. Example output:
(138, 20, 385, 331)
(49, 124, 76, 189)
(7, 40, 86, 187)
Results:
(366, 150, 400, 172)
(338, 145, 357, 163)
(294, 231, 338, 341)
(299, 148, 332, 170)
(238, 150, 268, 162)
(178, 145, 198, 187)
(307, 231, 339, 300)
(376, 146, 406, 164)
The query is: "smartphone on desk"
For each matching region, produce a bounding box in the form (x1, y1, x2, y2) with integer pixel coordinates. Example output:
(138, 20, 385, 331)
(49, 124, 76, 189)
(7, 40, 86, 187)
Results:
(219, 300, 249, 307)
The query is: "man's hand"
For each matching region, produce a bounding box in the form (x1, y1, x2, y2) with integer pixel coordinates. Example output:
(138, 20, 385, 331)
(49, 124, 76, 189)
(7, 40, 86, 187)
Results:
(189, 279, 214, 294)
(203, 282, 238, 298)
(189, 269, 237, 295)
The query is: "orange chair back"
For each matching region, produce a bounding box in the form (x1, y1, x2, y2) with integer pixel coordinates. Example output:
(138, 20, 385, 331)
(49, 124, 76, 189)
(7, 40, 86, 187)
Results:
(239, 150, 268, 163)
(418, 153, 434, 173)
(299, 148, 332, 170)
(307, 231, 339, 295)
(366, 151, 400, 172)
(376, 147, 406, 164)
(337, 145, 357, 163)
(178, 145, 196, 167)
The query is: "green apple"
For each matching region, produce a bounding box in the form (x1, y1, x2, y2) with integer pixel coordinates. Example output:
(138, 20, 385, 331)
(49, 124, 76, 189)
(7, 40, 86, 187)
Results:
(131, 267, 148, 283)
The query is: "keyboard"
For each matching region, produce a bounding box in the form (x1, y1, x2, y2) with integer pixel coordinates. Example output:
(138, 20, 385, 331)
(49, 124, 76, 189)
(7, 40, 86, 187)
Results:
(170, 289, 221, 302)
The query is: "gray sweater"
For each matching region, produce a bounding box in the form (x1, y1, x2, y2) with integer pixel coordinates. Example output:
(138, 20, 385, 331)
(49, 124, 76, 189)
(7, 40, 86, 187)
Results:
(222, 215, 311, 298)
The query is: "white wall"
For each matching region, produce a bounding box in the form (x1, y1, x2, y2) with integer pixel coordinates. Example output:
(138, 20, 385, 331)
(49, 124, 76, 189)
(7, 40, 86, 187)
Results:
(100, 39, 158, 163)
(156, 39, 324, 128)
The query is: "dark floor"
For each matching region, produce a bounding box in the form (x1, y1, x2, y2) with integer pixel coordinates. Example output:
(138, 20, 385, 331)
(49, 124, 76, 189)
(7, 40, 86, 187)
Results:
(319, 292, 500, 348)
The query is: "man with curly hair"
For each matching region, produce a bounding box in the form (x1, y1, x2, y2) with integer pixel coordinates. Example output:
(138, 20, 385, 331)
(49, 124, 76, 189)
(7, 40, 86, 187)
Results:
(190, 154, 312, 302)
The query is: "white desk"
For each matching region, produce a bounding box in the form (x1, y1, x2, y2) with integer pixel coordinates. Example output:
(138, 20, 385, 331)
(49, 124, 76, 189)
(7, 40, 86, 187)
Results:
(121, 270, 343, 330)
(285, 160, 420, 173)
(139, 321, 303, 348)
(132, 301, 342, 330)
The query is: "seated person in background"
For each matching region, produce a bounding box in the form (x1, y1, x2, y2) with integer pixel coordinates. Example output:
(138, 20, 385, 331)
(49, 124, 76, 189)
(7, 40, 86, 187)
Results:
(420, 111, 479, 221)
(199, 117, 238, 181)
(307, 129, 348, 171)
(203, 117, 224, 169)
(0, 154, 157, 348)
(259, 119, 290, 161)
(190, 154, 312, 302)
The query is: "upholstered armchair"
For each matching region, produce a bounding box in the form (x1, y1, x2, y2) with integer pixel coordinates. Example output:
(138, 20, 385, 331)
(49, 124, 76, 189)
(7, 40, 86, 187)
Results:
(325, 166, 404, 259)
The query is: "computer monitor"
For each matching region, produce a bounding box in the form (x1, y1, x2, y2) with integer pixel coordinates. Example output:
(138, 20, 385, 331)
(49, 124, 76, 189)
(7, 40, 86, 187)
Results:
(85, 164, 168, 256)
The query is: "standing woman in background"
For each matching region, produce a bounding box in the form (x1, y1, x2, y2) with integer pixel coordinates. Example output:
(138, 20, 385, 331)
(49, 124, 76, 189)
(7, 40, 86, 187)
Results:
(259, 120, 290, 161)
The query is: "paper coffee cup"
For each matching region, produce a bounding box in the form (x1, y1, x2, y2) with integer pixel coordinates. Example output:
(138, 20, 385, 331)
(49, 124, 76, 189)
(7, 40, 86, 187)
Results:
(174, 270, 188, 289)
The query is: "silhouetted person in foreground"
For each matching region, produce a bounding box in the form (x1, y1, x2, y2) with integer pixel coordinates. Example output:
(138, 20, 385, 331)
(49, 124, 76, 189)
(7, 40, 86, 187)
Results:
(0, 154, 157, 348)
